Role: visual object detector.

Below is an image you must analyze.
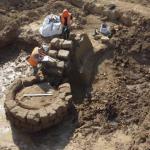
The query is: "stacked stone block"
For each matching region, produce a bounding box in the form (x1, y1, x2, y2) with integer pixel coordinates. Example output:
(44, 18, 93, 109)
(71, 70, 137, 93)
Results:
(43, 38, 72, 77)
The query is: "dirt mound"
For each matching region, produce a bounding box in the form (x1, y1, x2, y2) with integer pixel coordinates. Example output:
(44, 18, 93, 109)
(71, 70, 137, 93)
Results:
(5, 76, 72, 132)
(111, 17, 150, 149)
(0, 0, 49, 11)
(72, 17, 150, 149)
(112, 18, 150, 67)
(120, 0, 150, 7)
(0, 20, 19, 49)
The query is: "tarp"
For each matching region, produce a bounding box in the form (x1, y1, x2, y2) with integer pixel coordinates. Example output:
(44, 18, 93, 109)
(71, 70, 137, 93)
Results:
(39, 14, 62, 37)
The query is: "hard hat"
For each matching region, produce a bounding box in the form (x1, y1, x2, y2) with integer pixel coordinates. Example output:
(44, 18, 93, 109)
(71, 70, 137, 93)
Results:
(42, 44, 49, 52)
(63, 9, 69, 17)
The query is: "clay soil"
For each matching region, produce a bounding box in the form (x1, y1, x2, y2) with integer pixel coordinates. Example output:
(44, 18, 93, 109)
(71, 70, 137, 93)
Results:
(0, 0, 150, 150)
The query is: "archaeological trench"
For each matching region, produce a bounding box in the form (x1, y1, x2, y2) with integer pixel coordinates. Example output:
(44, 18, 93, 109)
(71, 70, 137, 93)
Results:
(0, 0, 150, 150)
(4, 34, 97, 132)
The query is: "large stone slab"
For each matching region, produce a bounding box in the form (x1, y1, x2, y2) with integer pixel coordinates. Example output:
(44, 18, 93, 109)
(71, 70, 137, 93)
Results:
(39, 108, 49, 125)
(51, 38, 60, 49)
(62, 40, 73, 50)
(58, 39, 65, 48)
(27, 110, 40, 125)
(57, 61, 65, 70)
(4, 100, 17, 110)
(15, 107, 28, 122)
(48, 50, 58, 58)
(58, 50, 70, 60)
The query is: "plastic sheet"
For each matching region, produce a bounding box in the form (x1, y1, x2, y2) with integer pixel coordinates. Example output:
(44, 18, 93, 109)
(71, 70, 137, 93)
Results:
(39, 14, 62, 37)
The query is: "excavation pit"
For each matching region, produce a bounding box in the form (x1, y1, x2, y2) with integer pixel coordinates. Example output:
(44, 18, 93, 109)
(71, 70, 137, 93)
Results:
(4, 34, 105, 132)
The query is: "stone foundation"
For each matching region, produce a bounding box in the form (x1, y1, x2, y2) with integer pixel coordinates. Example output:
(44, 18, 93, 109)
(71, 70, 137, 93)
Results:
(5, 76, 72, 132)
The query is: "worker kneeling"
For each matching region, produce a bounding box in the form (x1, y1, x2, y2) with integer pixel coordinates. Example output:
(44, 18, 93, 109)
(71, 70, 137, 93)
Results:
(27, 45, 55, 75)
(60, 9, 73, 39)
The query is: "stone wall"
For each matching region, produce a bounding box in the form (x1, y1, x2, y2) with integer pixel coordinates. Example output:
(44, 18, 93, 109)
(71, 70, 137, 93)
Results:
(5, 76, 72, 132)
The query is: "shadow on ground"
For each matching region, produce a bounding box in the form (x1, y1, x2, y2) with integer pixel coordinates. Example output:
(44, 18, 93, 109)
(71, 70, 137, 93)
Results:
(0, 42, 36, 65)
(11, 115, 77, 150)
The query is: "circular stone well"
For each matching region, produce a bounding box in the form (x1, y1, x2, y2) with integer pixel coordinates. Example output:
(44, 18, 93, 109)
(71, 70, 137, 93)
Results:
(4, 76, 72, 132)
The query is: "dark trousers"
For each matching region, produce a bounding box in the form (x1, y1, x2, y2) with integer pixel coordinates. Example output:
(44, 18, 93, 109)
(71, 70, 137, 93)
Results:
(62, 26, 70, 39)
(33, 66, 38, 75)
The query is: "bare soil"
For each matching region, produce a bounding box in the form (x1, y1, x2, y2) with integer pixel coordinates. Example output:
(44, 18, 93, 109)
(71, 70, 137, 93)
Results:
(120, 0, 150, 7)
(0, 0, 150, 150)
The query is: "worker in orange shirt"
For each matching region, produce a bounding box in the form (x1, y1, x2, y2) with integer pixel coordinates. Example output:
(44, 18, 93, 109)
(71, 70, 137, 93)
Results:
(60, 9, 73, 39)
(26, 45, 48, 75)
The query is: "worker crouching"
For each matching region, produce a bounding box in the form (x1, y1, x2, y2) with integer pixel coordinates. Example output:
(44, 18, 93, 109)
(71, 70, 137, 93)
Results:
(26, 45, 48, 75)
(60, 9, 73, 39)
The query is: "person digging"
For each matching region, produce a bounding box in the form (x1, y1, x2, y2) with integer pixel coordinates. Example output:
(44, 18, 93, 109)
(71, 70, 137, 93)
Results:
(60, 9, 73, 39)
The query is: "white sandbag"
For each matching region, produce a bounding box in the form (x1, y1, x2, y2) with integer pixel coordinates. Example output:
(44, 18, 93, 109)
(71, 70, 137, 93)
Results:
(39, 14, 62, 37)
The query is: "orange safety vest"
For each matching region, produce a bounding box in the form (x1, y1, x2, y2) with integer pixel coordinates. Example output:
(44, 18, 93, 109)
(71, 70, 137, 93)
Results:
(60, 13, 72, 26)
(27, 47, 39, 67)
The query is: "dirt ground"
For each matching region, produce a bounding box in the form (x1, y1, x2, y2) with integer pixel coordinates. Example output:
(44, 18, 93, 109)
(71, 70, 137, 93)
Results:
(120, 0, 150, 7)
(0, 0, 150, 150)
(16, 83, 55, 109)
